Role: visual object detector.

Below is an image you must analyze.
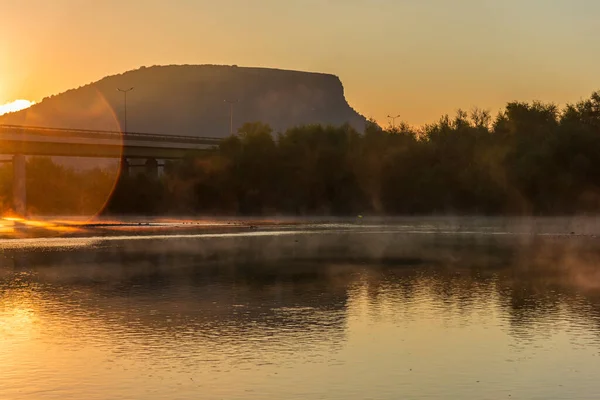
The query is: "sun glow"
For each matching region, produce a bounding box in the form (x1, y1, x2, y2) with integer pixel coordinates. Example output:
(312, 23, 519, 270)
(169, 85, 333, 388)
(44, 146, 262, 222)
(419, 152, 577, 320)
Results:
(0, 216, 81, 237)
(0, 100, 35, 116)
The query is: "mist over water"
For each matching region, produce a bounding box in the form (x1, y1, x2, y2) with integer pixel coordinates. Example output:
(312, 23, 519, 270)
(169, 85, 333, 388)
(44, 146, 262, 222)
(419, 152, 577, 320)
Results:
(2, 219, 600, 399)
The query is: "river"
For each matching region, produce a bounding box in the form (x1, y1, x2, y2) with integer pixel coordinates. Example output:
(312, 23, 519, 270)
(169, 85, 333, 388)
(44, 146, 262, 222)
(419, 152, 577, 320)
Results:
(1, 218, 600, 399)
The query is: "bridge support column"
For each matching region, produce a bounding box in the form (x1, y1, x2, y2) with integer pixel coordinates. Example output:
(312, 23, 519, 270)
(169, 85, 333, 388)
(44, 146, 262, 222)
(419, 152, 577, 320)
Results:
(157, 159, 166, 177)
(120, 157, 130, 177)
(145, 158, 158, 179)
(13, 154, 26, 217)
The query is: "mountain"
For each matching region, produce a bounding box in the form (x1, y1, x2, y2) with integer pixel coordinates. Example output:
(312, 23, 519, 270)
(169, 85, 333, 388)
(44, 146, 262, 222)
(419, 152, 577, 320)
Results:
(0, 65, 367, 137)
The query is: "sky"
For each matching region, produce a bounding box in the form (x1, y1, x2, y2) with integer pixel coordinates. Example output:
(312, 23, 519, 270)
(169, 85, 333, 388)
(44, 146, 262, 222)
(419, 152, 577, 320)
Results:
(1, 0, 600, 125)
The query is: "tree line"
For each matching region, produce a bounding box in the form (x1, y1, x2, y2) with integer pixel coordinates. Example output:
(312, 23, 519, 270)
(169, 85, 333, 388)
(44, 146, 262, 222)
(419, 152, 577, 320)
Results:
(0, 157, 118, 216)
(2, 91, 600, 216)
(109, 91, 600, 216)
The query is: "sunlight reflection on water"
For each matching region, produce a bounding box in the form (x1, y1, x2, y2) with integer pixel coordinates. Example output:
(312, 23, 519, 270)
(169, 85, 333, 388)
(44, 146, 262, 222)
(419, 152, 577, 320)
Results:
(2, 224, 600, 399)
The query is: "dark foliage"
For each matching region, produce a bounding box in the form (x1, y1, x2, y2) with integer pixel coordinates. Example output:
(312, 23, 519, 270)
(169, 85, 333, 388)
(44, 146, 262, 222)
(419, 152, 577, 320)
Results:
(4, 91, 600, 216)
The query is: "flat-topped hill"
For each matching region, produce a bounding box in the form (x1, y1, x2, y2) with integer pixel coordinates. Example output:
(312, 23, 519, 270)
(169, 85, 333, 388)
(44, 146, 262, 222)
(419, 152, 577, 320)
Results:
(1, 65, 367, 137)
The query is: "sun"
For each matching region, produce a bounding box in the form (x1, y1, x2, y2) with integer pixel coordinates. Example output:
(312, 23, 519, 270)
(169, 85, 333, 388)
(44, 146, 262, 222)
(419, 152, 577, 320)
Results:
(0, 99, 35, 116)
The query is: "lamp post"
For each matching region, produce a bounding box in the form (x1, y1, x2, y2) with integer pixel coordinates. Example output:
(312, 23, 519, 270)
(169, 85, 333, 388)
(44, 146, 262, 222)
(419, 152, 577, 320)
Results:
(224, 99, 238, 135)
(387, 114, 401, 130)
(117, 87, 134, 132)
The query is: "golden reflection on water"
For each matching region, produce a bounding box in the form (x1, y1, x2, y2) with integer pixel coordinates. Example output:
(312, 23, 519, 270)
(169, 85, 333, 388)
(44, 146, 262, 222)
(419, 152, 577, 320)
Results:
(2, 233, 600, 399)
(0, 217, 82, 240)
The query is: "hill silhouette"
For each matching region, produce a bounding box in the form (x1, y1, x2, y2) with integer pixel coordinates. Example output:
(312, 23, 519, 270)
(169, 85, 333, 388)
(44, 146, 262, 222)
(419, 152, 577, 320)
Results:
(0, 65, 367, 137)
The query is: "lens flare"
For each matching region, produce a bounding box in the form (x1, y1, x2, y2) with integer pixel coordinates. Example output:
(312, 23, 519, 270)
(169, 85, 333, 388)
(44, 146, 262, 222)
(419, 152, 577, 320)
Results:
(0, 88, 124, 227)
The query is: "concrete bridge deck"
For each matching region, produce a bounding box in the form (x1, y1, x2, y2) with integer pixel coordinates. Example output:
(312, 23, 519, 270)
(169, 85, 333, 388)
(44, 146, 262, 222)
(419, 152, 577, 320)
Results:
(0, 124, 224, 215)
(0, 125, 222, 159)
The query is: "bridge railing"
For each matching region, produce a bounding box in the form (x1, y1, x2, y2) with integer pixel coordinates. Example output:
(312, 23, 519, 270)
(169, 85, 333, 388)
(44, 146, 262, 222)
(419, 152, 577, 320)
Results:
(0, 124, 223, 145)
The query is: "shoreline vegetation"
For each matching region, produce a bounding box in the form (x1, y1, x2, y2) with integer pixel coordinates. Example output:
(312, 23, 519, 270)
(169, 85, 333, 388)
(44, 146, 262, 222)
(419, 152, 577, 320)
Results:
(2, 91, 600, 217)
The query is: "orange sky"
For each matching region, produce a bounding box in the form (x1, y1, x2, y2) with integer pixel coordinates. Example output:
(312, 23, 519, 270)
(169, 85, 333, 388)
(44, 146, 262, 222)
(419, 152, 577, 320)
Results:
(2, 0, 600, 126)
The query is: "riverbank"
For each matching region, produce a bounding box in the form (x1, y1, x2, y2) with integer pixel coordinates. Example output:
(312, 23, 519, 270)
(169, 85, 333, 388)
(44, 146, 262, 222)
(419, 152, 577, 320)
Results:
(2, 215, 600, 240)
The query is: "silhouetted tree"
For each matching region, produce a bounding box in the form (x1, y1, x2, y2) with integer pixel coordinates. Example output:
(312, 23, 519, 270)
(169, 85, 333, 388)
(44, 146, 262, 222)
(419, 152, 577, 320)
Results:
(6, 91, 600, 217)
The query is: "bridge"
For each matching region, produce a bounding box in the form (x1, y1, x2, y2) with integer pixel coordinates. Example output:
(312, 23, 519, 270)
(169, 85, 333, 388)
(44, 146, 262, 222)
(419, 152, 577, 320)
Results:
(0, 124, 223, 215)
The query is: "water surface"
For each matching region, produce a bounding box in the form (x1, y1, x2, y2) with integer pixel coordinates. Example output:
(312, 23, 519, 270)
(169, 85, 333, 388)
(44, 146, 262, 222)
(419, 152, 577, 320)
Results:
(2, 221, 600, 399)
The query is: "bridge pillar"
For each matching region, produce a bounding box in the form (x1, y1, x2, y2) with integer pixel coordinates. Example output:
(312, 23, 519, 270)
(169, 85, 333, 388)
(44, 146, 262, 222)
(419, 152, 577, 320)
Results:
(120, 157, 130, 177)
(145, 158, 158, 179)
(157, 159, 166, 177)
(12, 154, 26, 217)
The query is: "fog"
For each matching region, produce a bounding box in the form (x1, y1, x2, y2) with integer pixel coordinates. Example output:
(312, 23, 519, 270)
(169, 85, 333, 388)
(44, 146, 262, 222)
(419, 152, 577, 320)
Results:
(2, 216, 600, 293)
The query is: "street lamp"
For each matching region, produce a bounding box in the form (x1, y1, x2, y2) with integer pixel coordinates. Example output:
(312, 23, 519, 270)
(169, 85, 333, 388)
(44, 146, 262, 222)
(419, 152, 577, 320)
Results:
(117, 87, 134, 132)
(387, 114, 401, 129)
(224, 99, 238, 135)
